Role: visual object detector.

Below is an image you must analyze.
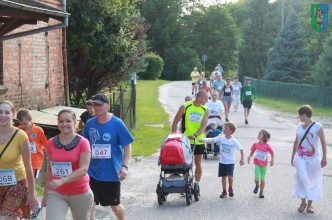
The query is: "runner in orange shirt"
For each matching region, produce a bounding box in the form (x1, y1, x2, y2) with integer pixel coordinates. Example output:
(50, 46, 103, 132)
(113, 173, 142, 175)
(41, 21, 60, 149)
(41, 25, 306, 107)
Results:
(17, 108, 48, 219)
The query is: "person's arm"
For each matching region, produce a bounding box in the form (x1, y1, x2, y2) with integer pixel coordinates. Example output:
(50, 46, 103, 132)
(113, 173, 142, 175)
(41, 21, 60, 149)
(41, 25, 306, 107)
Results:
(247, 150, 254, 164)
(42, 154, 51, 207)
(119, 144, 132, 181)
(199, 138, 214, 143)
(239, 149, 244, 166)
(171, 105, 185, 132)
(291, 136, 298, 167)
(318, 127, 327, 168)
(20, 139, 37, 208)
(270, 152, 275, 166)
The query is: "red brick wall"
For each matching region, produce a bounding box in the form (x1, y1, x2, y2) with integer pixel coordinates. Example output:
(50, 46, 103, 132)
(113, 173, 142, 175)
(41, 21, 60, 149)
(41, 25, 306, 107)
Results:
(0, 0, 65, 110)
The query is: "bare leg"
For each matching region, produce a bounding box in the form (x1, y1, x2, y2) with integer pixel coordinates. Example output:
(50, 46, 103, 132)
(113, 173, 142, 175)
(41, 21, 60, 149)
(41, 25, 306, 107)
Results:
(260, 180, 265, 192)
(228, 176, 233, 189)
(222, 176, 227, 190)
(223, 101, 229, 120)
(111, 204, 126, 220)
(194, 154, 202, 182)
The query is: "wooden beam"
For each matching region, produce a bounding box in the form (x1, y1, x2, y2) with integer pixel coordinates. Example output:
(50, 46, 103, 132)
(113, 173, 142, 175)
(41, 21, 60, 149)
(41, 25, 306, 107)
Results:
(0, 18, 37, 36)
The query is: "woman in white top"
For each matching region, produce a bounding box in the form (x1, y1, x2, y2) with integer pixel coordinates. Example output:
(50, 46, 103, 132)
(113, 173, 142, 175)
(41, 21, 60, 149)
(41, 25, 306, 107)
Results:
(231, 75, 242, 112)
(291, 105, 327, 214)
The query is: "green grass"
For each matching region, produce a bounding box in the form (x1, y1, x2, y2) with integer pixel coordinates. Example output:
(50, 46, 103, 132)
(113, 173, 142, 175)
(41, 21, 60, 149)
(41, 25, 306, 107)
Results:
(131, 80, 171, 156)
(35, 183, 44, 196)
(257, 95, 332, 117)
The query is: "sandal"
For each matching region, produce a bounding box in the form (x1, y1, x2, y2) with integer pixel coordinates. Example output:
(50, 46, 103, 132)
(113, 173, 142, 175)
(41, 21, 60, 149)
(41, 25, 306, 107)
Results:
(307, 206, 314, 213)
(298, 203, 307, 213)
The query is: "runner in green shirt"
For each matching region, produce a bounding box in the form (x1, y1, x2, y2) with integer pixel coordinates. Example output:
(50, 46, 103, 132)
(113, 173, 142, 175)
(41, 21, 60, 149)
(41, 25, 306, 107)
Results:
(240, 77, 256, 124)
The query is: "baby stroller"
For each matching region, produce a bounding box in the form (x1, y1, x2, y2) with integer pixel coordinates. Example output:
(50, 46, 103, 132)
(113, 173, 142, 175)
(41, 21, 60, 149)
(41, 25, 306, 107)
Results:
(203, 116, 223, 159)
(156, 132, 200, 205)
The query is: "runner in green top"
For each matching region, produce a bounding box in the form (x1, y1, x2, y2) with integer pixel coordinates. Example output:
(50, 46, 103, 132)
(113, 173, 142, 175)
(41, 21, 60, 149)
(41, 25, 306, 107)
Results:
(240, 77, 256, 124)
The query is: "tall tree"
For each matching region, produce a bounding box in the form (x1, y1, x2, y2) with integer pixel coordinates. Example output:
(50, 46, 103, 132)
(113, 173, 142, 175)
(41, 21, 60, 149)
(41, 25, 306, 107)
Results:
(67, 0, 146, 104)
(265, 8, 310, 83)
(238, 0, 275, 79)
(187, 5, 239, 72)
(138, 0, 186, 57)
(313, 33, 332, 87)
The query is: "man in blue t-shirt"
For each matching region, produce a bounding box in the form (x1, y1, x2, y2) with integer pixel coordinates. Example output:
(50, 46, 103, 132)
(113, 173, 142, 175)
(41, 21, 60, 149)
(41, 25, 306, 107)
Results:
(83, 93, 134, 220)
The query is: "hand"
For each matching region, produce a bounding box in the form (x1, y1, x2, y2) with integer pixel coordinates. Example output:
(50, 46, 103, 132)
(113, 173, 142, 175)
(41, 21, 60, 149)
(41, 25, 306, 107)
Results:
(321, 158, 327, 168)
(48, 179, 64, 190)
(239, 159, 244, 166)
(270, 160, 274, 166)
(291, 157, 295, 167)
(198, 138, 205, 143)
(42, 194, 47, 207)
(247, 157, 251, 164)
(118, 166, 128, 181)
(188, 135, 196, 140)
(27, 191, 38, 209)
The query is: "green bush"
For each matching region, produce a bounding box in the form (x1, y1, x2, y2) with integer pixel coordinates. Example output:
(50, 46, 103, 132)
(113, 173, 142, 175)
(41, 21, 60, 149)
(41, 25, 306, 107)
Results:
(138, 53, 164, 80)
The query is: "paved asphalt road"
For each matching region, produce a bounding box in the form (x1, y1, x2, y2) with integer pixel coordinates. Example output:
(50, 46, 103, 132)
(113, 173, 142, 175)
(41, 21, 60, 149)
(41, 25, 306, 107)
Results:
(38, 81, 332, 220)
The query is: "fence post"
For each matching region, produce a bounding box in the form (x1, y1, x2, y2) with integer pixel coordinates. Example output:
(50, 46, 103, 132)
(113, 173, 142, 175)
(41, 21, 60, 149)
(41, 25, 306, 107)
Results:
(131, 77, 136, 128)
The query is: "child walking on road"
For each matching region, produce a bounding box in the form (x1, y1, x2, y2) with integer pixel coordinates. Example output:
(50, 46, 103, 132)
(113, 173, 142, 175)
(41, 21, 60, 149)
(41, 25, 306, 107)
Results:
(200, 122, 244, 198)
(247, 129, 274, 198)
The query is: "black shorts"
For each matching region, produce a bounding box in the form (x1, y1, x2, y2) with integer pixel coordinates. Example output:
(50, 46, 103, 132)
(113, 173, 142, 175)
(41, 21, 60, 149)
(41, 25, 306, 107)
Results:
(218, 163, 235, 177)
(242, 100, 252, 109)
(90, 177, 121, 206)
(192, 83, 196, 86)
(191, 144, 205, 155)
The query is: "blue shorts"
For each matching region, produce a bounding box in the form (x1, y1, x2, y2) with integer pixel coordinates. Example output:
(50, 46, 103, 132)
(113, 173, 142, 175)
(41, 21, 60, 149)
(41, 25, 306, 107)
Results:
(218, 163, 234, 177)
(222, 96, 232, 103)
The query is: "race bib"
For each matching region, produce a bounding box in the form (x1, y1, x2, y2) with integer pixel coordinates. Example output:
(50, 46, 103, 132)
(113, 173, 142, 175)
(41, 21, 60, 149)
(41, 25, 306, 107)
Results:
(218, 86, 222, 90)
(51, 162, 72, 178)
(189, 112, 202, 122)
(221, 145, 232, 154)
(92, 144, 111, 159)
(30, 142, 37, 154)
(0, 169, 17, 186)
(245, 91, 252, 96)
(254, 150, 267, 161)
(225, 88, 231, 93)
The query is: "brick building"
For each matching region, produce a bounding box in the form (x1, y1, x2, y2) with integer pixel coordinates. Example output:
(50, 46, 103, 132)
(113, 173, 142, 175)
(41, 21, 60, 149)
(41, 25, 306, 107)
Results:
(0, 0, 70, 109)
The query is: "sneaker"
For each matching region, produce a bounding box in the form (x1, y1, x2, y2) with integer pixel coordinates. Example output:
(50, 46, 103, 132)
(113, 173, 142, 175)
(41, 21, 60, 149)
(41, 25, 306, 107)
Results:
(31, 205, 43, 219)
(245, 120, 248, 124)
(253, 186, 259, 194)
(225, 118, 229, 122)
(219, 191, 227, 198)
(228, 189, 234, 197)
(259, 191, 264, 198)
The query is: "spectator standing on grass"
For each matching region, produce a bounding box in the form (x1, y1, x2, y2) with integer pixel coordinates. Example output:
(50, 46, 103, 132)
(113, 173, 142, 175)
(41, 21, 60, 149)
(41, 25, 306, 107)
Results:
(247, 129, 274, 199)
(42, 109, 93, 220)
(172, 91, 209, 188)
(79, 100, 95, 130)
(291, 105, 327, 214)
(17, 108, 48, 219)
(240, 77, 256, 124)
(83, 93, 134, 220)
(190, 67, 200, 95)
(0, 101, 37, 219)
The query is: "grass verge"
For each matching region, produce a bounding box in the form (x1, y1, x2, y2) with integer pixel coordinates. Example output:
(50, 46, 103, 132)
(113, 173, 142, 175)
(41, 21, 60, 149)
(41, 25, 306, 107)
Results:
(131, 80, 171, 156)
(257, 95, 332, 117)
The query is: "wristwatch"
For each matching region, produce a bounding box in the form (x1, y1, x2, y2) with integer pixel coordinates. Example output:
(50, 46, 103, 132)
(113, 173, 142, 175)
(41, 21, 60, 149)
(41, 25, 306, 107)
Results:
(122, 164, 129, 170)
(193, 133, 198, 138)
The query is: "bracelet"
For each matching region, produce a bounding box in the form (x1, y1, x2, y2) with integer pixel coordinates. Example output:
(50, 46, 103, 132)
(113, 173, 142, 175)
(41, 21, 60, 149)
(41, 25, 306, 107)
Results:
(121, 164, 129, 170)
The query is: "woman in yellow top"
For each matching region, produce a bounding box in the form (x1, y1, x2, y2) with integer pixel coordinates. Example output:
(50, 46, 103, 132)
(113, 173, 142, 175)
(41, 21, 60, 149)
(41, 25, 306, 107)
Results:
(0, 101, 37, 219)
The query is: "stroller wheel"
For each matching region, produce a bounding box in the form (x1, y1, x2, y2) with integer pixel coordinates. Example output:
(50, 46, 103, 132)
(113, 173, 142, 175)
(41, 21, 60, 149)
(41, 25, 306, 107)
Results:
(185, 185, 192, 205)
(193, 182, 200, 201)
(156, 184, 164, 205)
